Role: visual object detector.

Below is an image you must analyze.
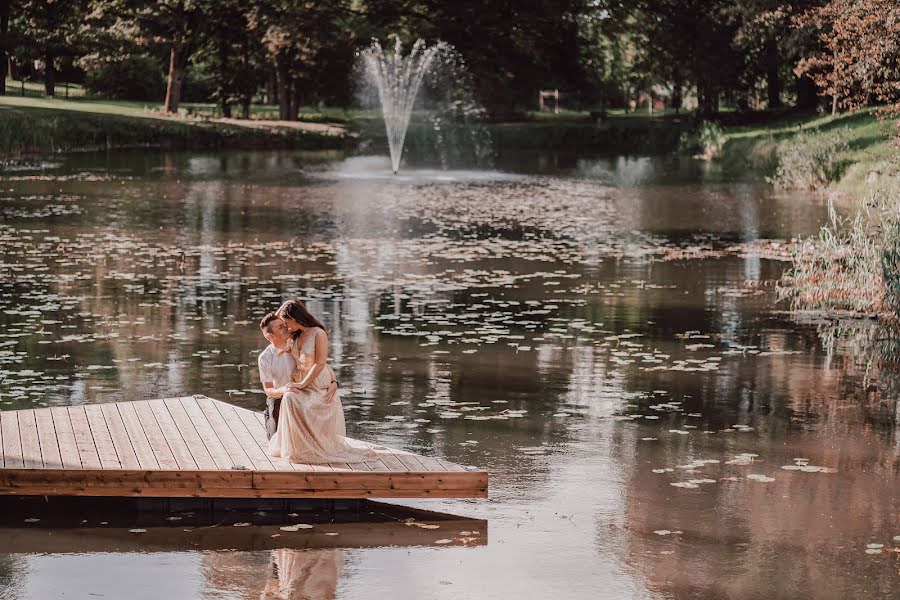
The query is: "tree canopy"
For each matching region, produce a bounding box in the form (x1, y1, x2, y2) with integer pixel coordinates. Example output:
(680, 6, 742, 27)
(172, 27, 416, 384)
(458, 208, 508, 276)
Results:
(0, 0, 897, 118)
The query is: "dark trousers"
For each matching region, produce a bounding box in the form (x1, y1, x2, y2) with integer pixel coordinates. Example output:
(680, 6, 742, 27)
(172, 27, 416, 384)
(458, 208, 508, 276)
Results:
(265, 396, 281, 439)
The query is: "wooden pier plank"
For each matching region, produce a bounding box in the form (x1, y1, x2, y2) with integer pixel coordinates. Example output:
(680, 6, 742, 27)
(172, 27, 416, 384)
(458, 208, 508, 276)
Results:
(146, 399, 198, 471)
(115, 402, 159, 470)
(18, 410, 42, 468)
(0, 411, 22, 468)
(437, 459, 466, 472)
(83, 404, 121, 469)
(68, 405, 102, 470)
(99, 402, 140, 470)
(131, 401, 179, 470)
(0, 468, 489, 498)
(168, 397, 232, 470)
(161, 398, 217, 470)
(0, 397, 488, 499)
(211, 401, 276, 472)
(34, 408, 62, 469)
(405, 450, 447, 472)
(49, 407, 82, 470)
(191, 396, 254, 471)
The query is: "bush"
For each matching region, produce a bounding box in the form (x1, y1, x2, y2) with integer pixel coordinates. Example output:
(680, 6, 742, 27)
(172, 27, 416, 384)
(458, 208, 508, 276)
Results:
(83, 55, 165, 101)
(769, 127, 850, 189)
(181, 63, 216, 103)
(678, 121, 724, 159)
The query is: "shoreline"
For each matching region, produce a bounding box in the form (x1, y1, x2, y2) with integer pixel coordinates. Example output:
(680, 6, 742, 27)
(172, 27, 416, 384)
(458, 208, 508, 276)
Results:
(0, 97, 354, 158)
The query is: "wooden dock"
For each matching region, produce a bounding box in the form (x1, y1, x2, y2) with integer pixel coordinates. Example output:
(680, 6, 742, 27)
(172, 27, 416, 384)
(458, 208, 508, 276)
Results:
(0, 396, 488, 499)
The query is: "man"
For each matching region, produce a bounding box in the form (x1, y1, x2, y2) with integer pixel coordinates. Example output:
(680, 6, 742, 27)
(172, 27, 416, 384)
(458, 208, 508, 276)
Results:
(257, 312, 337, 438)
(258, 312, 299, 439)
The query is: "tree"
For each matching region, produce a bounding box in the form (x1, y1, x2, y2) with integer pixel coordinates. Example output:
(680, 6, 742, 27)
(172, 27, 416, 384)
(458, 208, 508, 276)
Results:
(15, 0, 87, 96)
(363, 0, 588, 118)
(0, 1, 12, 95)
(202, 0, 260, 118)
(795, 0, 900, 115)
(258, 0, 354, 120)
(86, 0, 209, 113)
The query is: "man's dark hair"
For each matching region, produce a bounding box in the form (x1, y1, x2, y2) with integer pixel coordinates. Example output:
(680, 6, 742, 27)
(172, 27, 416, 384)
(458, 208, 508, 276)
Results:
(259, 312, 279, 332)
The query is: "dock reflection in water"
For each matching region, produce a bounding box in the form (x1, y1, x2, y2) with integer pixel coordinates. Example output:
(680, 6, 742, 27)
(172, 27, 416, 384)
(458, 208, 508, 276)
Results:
(0, 499, 485, 599)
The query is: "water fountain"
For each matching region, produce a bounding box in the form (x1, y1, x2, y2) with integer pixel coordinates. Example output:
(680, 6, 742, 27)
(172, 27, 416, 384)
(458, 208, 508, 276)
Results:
(360, 38, 449, 174)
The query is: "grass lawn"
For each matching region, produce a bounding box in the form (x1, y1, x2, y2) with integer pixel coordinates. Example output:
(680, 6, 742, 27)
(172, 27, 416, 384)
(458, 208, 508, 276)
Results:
(718, 108, 899, 199)
(0, 95, 351, 156)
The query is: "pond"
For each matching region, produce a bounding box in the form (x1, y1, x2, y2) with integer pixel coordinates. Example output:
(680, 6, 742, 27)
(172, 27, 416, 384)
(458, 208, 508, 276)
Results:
(0, 150, 897, 599)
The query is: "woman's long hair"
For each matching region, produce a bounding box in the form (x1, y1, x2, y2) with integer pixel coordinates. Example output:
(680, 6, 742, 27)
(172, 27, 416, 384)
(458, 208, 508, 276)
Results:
(276, 299, 327, 338)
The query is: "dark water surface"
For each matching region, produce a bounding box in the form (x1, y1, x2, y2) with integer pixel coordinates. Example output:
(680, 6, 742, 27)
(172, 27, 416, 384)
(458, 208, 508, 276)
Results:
(0, 151, 897, 599)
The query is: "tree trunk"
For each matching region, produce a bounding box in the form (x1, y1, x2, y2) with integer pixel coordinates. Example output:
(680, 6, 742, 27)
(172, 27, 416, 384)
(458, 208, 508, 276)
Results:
(832, 94, 838, 116)
(275, 57, 291, 120)
(795, 75, 816, 110)
(241, 96, 251, 119)
(765, 40, 782, 109)
(164, 39, 191, 114)
(216, 33, 230, 119)
(671, 81, 683, 112)
(44, 51, 55, 97)
(0, 0, 9, 96)
(697, 83, 718, 117)
(291, 78, 303, 120)
(265, 68, 275, 104)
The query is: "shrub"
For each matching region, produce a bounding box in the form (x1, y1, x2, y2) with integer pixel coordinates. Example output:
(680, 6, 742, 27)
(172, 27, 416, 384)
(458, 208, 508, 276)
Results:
(678, 121, 724, 159)
(769, 127, 850, 189)
(83, 55, 165, 101)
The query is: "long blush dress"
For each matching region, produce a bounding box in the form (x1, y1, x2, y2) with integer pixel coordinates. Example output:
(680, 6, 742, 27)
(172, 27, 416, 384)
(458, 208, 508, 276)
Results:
(267, 328, 376, 464)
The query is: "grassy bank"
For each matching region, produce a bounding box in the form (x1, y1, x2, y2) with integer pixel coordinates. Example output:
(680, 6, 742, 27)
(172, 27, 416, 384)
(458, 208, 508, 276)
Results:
(0, 96, 351, 157)
(356, 111, 695, 157)
(716, 109, 899, 199)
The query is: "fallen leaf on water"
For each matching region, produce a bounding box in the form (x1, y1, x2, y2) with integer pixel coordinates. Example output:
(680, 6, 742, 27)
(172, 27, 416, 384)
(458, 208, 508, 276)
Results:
(280, 524, 314, 532)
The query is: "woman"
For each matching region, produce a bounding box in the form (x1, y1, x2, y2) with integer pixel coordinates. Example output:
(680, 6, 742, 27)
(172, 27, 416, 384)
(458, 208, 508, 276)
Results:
(268, 299, 376, 464)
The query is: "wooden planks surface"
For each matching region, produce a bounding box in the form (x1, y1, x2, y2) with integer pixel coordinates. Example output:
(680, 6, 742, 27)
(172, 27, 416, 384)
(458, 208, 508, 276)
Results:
(0, 397, 487, 499)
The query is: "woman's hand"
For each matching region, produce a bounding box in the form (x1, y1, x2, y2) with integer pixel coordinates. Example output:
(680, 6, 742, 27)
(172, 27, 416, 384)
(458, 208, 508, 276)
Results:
(285, 382, 306, 392)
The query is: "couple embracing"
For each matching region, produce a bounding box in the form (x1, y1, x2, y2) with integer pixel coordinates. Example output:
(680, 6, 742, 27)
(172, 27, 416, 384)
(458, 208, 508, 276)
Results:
(257, 300, 375, 464)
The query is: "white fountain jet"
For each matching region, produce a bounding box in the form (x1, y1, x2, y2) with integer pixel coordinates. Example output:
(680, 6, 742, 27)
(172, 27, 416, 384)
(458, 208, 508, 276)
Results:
(361, 38, 448, 174)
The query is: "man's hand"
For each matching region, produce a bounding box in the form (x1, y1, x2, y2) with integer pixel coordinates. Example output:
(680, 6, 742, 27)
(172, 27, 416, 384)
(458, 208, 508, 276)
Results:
(323, 381, 338, 404)
(285, 382, 305, 392)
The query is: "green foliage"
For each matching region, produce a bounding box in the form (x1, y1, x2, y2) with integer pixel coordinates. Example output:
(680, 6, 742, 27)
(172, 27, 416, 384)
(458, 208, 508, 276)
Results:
(769, 127, 850, 189)
(83, 55, 165, 101)
(679, 121, 725, 158)
(181, 62, 216, 104)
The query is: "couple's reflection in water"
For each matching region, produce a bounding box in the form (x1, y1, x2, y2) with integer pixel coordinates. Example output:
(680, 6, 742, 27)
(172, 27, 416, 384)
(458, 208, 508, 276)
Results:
(204, 548, 344, 600)
(260, 549, 343, 600)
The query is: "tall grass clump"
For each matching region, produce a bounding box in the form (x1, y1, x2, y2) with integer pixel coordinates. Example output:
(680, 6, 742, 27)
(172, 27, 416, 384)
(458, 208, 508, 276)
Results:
(769, 127, 850, 189)
(779, 183, 900, 315)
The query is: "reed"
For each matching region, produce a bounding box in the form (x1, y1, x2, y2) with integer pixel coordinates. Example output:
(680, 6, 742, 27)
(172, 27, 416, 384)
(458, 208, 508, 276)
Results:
(778, 182, 900, 315)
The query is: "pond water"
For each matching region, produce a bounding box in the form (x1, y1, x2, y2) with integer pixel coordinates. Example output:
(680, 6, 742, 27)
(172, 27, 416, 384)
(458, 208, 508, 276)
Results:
(0, 150, 897, 599)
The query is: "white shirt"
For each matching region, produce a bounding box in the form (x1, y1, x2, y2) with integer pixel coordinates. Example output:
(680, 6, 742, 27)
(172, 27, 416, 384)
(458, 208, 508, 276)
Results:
(257, 341, 295, 391)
